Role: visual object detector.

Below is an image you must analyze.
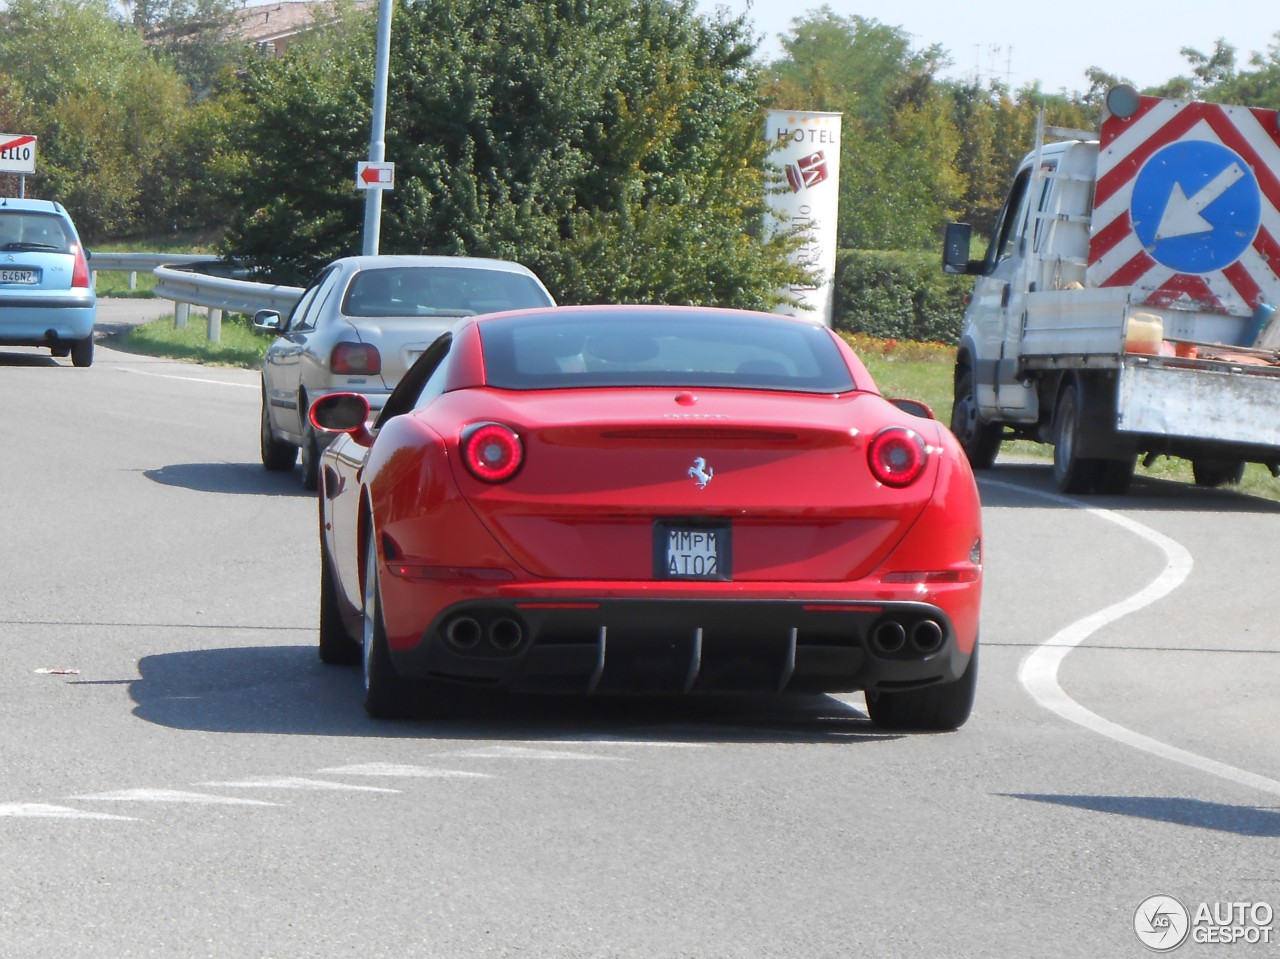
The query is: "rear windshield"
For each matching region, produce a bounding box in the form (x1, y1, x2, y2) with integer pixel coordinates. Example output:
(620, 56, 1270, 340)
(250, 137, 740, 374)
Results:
(479, 310, 857, 393)
(0, 212, 72, 254)
(341, 266, 551, 318)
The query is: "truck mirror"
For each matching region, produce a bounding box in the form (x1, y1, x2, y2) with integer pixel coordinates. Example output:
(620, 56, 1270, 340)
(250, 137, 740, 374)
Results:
(943, 222, 973, 274)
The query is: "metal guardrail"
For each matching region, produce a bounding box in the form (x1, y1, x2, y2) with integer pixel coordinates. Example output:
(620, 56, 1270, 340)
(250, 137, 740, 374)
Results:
(90, 253, 304, 344)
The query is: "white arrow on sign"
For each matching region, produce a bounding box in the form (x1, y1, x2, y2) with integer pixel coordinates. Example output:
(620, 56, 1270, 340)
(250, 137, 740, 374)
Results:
(1155, 162, 1246, 240)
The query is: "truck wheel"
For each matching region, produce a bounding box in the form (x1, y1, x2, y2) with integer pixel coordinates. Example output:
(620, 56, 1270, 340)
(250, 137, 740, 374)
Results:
(1191, 458, 1245, 488)
(1052, 381, 1102, 494)
(950, 369, 1002, 469)
(1096, 457, 1136, 495)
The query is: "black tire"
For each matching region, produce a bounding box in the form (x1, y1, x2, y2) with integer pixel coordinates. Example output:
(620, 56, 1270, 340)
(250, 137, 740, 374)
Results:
(300, 423, 320, 492)
(319, 530, 360, 665)
(866, 643, 979, 731)
(260, 388, 298, 471)
(361, 534, 418, 719)
(950, 369, 1002, 469)
(70, 336, 94, 368)
(1052, 381, 1102, 494)
(1095, 456, 1136, 495)
(1191, 458, 1246, 488)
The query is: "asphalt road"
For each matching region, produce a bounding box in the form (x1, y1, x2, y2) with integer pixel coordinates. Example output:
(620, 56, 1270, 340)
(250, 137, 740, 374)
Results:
(1, 322, 1277, 958)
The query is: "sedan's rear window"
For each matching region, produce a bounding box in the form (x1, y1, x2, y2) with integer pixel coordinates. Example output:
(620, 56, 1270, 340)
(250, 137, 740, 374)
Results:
(0, 213, 72, 254)
(479, 310, 857, 393)
(342, 266, 552, 318)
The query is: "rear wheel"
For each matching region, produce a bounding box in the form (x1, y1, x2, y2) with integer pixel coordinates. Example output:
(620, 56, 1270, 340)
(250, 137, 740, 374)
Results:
(1052, 381, 1102, 494)
(1192, 458, 1245, 488)
(866, 643, 979, 731)
(70, 336, 94, 368)
(260, 388, 298, 471)
(362, 534, 417, 719)
(950, 369, 1002, 469)
(300, 423, 321, 492)
(1095, 456, 1136, 495)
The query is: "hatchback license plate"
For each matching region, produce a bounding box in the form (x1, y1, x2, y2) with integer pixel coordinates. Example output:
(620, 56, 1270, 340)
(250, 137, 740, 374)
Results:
(654, 522, 731, 580)
(0, 269, 37, 285)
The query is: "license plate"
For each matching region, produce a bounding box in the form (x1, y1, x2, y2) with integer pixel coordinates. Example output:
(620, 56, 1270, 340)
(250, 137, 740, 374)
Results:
(0, 269, 37, 285)
(654, 521, 731, 580)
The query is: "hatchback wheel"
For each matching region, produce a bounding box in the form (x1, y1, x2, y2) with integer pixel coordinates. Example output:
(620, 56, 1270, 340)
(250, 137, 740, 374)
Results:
(70, 336, 94, 368)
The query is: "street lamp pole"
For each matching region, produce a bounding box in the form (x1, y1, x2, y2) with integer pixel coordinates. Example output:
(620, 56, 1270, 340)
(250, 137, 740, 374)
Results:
(361, 0, 395, 256)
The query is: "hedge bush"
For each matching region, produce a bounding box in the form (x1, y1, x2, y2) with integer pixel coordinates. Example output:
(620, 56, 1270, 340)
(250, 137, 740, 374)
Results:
(831, 249, 972, 344)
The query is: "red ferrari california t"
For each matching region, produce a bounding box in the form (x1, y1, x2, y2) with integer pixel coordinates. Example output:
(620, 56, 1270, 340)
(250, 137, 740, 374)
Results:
(312, 305, 982, 728)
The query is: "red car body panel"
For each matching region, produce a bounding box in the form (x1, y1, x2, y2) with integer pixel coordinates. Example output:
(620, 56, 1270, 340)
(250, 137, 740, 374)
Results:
(318, 306, 982, 701)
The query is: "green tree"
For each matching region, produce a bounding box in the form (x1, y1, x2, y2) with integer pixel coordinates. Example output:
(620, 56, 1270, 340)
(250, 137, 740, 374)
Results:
(218, 0, 803, 306)
(0, 0, 191, 237)
(122, 0, 243, 97)
(764, 10, 963, 251)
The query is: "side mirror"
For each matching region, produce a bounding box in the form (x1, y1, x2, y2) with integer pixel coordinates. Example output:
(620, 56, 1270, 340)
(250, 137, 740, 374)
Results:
(253, 309, 282, 331)
(310, 392, 374, 448)
(888, 397, 935, 420)
(942, 222, 974, 274)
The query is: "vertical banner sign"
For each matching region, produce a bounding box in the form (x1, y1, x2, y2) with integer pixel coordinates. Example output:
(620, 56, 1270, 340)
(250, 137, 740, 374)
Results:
(765, 111, 842, 325)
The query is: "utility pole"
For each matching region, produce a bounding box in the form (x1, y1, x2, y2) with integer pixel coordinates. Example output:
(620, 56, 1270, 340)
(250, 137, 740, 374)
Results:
(361, 0, 394, 256)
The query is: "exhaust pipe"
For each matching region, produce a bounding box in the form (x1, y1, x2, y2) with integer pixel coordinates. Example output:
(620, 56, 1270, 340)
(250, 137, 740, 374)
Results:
(870, 620, 907, 655)
(444, 616, 482, 650)
(910, 619, 944, 654)
(488, 617, 524, 652)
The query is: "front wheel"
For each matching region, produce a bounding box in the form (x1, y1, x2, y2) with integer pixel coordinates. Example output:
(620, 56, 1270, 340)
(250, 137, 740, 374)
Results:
(866, 643, 979, 731)
(319, 530, 359, 665)
(950, 369, 1002, 469)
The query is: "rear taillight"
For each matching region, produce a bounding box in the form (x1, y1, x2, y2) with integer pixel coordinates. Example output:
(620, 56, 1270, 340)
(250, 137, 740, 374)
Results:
(71, 243, 90, 289)
(461, 422, 523, 482)
(330, 342, 381, 375)
(868, 426, 928, 487)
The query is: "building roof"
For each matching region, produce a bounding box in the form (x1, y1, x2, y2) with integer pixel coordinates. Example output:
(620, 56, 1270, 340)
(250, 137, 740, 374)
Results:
(234, 1, 374, 48)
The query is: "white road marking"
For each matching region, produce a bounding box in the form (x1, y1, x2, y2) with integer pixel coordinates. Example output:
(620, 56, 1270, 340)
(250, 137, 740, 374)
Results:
(72, 789, 279, 806)
(989, 478, 1280, 798)
(0, 803, 137, 821)
(118, 367, 256, 389)
(438, 745, 630, 761)
(198, 777, 399, 792)
(319, 763, 492, 779)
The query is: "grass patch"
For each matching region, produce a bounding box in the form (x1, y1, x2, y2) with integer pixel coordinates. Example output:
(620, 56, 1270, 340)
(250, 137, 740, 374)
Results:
(111, 311, 269, 368)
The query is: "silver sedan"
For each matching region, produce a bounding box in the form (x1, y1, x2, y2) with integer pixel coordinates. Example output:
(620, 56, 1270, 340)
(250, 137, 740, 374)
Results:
(256, 254, 555, 489)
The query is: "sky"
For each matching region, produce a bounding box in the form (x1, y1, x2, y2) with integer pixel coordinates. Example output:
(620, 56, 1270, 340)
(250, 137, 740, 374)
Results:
(695, 0, 1280, 93)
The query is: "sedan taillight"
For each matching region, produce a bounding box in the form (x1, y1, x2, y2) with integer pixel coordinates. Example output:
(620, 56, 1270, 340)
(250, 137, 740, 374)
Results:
(461, 422, 523, 482)
(868, 426, 928, 487)
(331, 341, 381, 375)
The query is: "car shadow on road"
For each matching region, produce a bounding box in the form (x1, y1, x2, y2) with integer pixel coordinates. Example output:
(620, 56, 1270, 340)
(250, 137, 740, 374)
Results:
(128, 644, 903, 745)
(143, 462, 312, 497)
(0, 349, 62, 367)
(979, 463, 1280, 514)
(1003, 793, 1280, 837)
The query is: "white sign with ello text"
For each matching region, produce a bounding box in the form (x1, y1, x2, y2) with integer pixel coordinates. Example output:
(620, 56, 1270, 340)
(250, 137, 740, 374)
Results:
(764, 111, 842, 326)
(0, 134, 37, 174)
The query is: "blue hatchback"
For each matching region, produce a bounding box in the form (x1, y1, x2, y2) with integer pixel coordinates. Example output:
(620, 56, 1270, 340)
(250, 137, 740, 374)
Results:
(0, 197, 96, 367)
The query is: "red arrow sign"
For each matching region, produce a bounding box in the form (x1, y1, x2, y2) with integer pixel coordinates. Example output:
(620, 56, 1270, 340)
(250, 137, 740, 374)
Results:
(357, 161, 395, 189)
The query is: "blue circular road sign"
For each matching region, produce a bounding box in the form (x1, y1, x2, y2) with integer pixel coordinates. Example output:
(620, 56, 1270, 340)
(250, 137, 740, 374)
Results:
(1130, 140, 1260, 274)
